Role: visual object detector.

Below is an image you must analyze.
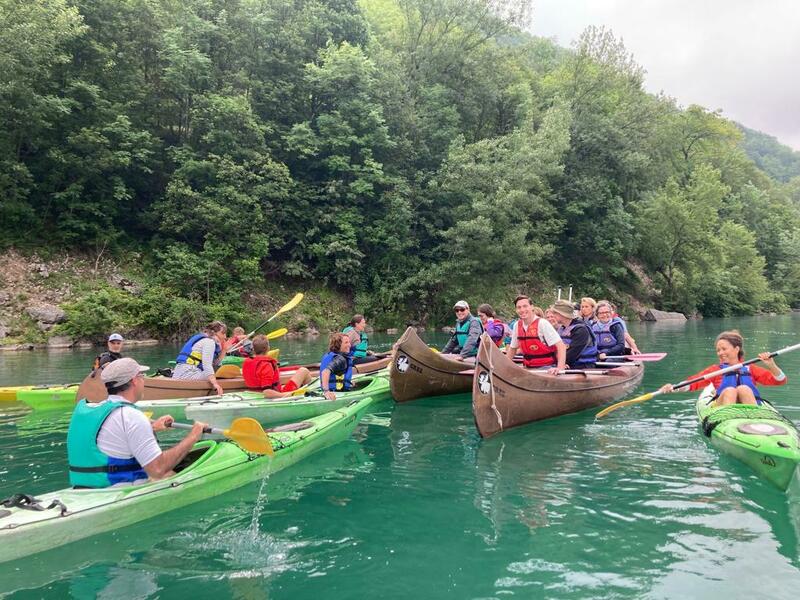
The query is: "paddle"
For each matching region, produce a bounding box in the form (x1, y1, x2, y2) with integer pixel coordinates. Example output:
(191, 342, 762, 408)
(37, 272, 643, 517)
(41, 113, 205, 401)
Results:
(228, 293, 304, 354)
(620, 353, 666, 362)
(168, 417, 274, 455)
(596, 341, 800, 418)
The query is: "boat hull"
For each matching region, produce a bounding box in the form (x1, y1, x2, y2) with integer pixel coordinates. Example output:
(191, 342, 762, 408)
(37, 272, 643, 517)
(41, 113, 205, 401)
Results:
(389, 327, 472, 402)
(473, 334, 644, 438)
(696, 386, 800, 490)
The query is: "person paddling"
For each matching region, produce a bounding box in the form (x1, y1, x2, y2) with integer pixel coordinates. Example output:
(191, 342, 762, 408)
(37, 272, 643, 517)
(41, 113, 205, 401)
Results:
(551, 299, 599, 368)
(66, 358, 207, 488)
(320, 333, 355, 400)
(172, 321, 227, 396)
(659, 330, 787, 405)
(441, 301, 483, 362)
(92, 333, 125, 370)
(226, 327, 253, 358)
(343, 315, 379, 365)
(506, 295, 566, 375)
(242, 334, 312, 397)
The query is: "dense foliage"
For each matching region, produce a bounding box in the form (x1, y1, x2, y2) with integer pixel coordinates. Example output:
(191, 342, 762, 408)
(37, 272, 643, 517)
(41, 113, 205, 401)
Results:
(2, 0, 800, 331)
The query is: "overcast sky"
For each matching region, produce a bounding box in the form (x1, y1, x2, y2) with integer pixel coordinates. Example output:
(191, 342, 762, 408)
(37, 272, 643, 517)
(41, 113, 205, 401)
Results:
(529, 0, 800, 150)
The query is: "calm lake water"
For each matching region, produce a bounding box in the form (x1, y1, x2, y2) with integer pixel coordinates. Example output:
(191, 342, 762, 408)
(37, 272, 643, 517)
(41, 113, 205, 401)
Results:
(2, 317, 800, 598)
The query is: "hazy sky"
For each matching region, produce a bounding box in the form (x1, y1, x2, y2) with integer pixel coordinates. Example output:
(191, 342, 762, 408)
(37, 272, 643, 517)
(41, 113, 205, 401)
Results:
(529, 0, 800, 150)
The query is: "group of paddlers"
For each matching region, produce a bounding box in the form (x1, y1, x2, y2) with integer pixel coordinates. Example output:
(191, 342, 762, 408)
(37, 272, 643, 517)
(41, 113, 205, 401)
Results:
(92, 315, 381, 400)
(69, 299, 790, 490)
(440, 295, 639, 375)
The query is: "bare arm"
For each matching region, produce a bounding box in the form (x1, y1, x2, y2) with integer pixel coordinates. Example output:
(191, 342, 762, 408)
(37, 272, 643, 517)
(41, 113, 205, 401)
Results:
(320, 369, 336, 400)
(142, 422, 206, 480)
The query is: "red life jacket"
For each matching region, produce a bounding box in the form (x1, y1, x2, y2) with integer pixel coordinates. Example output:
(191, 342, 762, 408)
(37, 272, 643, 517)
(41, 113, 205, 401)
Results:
(516, 318, 557, 368)
(242, 355, 280, 390)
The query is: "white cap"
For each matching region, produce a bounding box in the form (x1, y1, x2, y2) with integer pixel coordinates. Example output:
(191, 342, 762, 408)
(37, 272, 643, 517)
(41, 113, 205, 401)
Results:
(453, 300, 469, 310)
(101, 358, 149, 387)
(108, 333, 124, 342)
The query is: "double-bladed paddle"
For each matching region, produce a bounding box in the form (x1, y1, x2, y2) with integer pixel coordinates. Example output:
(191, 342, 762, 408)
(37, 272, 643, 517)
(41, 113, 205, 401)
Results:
(596, 341, 800, 418)
(228, 293, 304, 354)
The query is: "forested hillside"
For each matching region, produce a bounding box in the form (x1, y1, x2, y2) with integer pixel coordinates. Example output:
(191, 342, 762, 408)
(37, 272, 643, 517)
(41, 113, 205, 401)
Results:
(739, 125, 800, 183)
(2, 0, 800, 338)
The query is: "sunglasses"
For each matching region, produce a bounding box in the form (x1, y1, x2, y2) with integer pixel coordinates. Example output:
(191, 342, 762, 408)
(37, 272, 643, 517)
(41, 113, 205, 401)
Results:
(455, 308, 467, 313)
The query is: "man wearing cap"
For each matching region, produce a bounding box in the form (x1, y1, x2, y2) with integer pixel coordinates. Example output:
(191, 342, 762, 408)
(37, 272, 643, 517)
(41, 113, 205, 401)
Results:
(92, 333, 125, 370)
(441, 301, 483, 361)
(506, 295, 566, 375)
(66, 358, 207, 488)
(550, 299, 599, 368)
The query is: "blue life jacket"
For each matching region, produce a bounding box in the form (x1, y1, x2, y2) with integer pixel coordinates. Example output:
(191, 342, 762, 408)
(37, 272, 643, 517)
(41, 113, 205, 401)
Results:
(67, 399, 148, 488)
(320, 351, 354, 391)
(342, 326, 369, 358)
(560, 320, 599, 367)
(716, 364, 761, 403)
(176, 333, 221, 370)
(453, 316, 483, 357)
(592, 317, 624, 354)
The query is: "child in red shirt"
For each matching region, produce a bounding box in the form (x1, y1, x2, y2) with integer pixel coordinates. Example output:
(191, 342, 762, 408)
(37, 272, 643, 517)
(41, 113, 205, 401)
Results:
(242, 335, 312, 397)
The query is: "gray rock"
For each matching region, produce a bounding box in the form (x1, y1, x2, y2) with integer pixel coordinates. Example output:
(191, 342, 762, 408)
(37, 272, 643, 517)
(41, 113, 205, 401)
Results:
(26, 304, 66, 324)
(48, 335, 74, 348)
(110, 274, 142, 295)
(0, 324, 7, 339)
(305, 326, 320, 337)
(37, 321, 55, 332)
(0, 292, 10, 305)
(385, 328, 398, 335)
(441, 326, 455, 334)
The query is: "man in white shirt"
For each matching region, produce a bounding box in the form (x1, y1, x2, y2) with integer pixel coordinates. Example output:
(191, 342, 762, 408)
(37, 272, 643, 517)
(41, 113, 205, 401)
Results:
(506, 295, 566, 376)
(66, 358, 207, 488)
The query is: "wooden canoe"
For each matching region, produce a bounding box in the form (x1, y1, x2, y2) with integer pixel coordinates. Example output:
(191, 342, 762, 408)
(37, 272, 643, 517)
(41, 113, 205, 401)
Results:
(75, 355, 392, 402)
(389, 327, 473, 402)
(472, 334, 644, 438)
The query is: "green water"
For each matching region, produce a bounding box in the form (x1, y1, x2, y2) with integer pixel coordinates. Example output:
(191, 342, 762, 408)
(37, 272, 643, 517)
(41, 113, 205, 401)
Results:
(2, 318, 800, 598)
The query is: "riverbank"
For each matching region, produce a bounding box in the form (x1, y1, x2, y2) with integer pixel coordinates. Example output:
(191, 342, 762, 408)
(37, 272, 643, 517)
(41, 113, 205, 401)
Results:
(0, 247, 750, 351)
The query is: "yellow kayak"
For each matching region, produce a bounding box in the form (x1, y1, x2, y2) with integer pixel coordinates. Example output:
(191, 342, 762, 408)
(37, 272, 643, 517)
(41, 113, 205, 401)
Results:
(0, 386, 37, 402)
(0, 384, 77, 403)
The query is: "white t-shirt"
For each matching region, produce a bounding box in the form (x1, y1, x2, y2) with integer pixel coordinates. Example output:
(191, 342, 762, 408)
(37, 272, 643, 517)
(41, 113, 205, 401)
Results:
(510, 316, 562, 348)
(95, 396, 162, 468)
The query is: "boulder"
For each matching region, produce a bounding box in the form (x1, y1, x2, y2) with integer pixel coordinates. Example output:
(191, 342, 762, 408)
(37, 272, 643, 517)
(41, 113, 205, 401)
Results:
(0, 291, 10, 305)
(441, 326, 455, 334)
(47, 335, 74, 348)
(26, 304, 66, 324)
(110, 274, 142, 295)
(642, 309, 686, 321)
(0, 324, 7, 339)
(385, 328, 398, 335)
(37, 321, 55, 332)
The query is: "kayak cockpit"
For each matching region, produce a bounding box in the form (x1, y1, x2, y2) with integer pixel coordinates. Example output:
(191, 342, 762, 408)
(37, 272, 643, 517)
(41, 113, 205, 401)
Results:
(173, 441, 216, 473)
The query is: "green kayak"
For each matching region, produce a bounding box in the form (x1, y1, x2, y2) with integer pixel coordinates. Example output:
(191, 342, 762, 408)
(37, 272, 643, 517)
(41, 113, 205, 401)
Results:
(185, 374, 392, 429)
(16, 385, 79, 411)
(0, 395, 374, 564)
(696, 384, 800, 490)
(137, 374, 391, 426)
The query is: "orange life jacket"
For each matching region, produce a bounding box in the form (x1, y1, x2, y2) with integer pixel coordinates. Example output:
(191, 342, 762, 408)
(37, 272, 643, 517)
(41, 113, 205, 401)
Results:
(516, 318, 557, 368)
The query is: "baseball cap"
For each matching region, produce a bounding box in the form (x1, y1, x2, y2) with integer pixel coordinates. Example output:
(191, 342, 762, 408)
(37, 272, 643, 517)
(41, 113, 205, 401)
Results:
(453, 300, 469, 310)
(108, 333, 124, 342)
(101, 358, 149, 387)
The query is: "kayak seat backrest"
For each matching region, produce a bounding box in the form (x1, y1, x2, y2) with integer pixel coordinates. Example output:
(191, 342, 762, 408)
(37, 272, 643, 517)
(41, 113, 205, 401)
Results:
(215, 364, 242, 379)
(267, 422, 314, 433)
